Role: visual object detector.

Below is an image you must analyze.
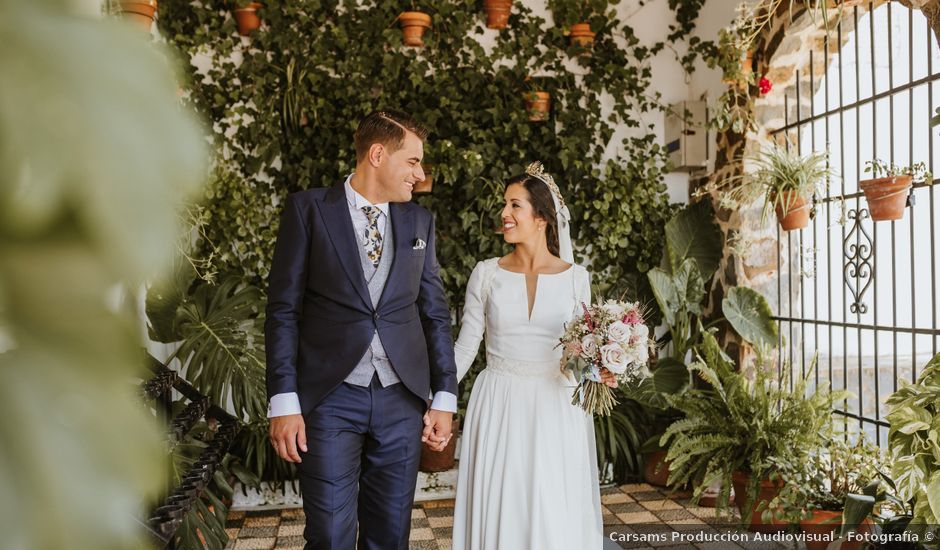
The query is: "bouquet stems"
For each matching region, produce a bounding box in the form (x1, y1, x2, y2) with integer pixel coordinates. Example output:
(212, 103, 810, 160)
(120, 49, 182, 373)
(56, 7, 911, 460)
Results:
(573, 380, 618, 416)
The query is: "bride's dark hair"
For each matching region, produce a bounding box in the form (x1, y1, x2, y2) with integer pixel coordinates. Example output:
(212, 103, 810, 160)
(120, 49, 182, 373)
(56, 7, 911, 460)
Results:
(505, 174, 560, 257)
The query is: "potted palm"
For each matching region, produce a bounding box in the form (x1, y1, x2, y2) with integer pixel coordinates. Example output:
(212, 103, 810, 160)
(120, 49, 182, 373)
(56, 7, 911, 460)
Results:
(860, 159, 932, 222)
(398, 10, 432, 48)
(767, 434, 884, 550)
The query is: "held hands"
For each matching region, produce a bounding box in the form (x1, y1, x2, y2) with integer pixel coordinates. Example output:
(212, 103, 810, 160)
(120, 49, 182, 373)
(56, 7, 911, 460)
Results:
(421, 409, 453, 452)
(269, 414, 307, 463)
(600, 367, 619, 388)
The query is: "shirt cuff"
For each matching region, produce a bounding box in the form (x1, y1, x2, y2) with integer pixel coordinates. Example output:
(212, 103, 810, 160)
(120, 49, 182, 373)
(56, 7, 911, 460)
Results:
(267, 392, 302, 418)
(429, 391, 457, 413)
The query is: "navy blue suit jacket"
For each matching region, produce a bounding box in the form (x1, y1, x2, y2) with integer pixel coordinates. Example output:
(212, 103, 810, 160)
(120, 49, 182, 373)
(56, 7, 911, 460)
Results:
(264, 181, 458, 415)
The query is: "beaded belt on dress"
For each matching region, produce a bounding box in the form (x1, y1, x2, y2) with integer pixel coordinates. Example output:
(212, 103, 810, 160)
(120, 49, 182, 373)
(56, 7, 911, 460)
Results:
(485, 353, 563, 377)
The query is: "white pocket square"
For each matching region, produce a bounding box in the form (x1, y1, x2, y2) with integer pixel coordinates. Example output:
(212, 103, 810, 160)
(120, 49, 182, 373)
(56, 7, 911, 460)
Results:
(412, 238, 427, 250)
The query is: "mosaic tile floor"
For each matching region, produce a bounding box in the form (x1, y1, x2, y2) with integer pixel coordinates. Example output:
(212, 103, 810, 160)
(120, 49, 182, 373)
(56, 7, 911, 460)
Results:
(226, 483, 796, 550)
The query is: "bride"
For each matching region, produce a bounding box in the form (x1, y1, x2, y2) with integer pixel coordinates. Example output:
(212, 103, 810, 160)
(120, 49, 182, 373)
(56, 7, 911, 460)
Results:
(450, 162, 609, 549)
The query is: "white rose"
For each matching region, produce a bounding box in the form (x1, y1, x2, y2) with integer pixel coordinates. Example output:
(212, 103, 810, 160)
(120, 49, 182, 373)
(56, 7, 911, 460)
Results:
(607, 321, 633, 343)
(626, 341, 650, 364)
(580, 335, 598, 358)
(633, 323, 649, 341)
(602, 301, 625, 318)
(600, 343, 629, 374)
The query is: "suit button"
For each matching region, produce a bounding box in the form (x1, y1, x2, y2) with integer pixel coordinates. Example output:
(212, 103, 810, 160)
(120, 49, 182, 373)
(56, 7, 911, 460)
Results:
(373, 312, 380, 321)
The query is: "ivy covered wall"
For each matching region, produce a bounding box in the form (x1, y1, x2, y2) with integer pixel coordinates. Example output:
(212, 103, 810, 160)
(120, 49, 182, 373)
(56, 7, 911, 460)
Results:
(159, 0, 682, 303)
(150, 0, 706, 485)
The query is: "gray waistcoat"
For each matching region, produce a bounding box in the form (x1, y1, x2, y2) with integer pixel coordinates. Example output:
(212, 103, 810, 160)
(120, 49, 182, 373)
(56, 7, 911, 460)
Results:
(343, 214, 402, 387)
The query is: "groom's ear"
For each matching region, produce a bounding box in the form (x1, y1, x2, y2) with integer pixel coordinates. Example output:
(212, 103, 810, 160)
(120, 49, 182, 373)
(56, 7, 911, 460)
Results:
(367, 143, 385, 167)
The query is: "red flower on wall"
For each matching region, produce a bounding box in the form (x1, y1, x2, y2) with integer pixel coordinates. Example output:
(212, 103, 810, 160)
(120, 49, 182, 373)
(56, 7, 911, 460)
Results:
(759, 76, 772, 95)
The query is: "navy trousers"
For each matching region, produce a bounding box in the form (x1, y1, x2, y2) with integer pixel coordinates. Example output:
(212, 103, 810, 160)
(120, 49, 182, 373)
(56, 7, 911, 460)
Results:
(298, 377, 425, 550)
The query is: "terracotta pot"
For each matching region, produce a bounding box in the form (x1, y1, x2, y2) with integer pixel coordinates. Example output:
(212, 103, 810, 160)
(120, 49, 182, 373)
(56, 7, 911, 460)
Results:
(731, 471, 786, 533)
(860, 175, 912, 221)
(773, 191, 811, 231)
(233, 2, 263, 36)
(642, 451, 671, 487)
(118, 0, 157, 31)
(399, 11, 432, 47)
(483, 0, 512, 30)
(569, 23, 595, 47)
(414, 164, 433, 194)
(419, 418, 459, 472)
(800, 510, 869, 550)
(524, 91, 550, 122)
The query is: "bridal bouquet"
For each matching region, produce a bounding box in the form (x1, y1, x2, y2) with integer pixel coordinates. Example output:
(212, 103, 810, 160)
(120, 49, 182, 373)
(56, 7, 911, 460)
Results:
(559, 300, 653, 416)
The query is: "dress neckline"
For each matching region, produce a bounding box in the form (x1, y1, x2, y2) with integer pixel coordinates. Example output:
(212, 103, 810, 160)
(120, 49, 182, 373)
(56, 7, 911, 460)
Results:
(494, 262, 574, 277)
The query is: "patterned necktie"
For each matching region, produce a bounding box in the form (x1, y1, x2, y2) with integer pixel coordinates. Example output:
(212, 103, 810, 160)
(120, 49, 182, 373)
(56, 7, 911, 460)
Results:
(361, 206, 383, 268)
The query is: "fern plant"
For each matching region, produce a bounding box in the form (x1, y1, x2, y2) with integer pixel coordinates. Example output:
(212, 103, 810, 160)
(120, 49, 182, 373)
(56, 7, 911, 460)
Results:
(660, 330, 847, 517)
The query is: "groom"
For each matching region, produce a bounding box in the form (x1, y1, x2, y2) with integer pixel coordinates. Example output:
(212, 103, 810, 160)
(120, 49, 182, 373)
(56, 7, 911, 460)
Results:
(265, 109, 458, 549)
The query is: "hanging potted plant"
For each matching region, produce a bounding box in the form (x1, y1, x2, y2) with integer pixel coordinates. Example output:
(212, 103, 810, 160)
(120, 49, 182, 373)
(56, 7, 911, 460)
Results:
(398, 10, 432, 48)
(754, 145, 829, 232)
(522, 79, 550, 122)
(568, 22, 596, 48)
(117, 0, 158, 31)
(233, 1, 263, 36)
(715, 145, 830, 232)
(482, 0, 512, 30)
(548, 0, 599, 50)
(860, 159, 932, 222)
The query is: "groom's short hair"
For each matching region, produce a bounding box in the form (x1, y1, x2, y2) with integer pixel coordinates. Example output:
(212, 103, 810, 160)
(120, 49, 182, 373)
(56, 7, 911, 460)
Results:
(354, 109, 429, 161)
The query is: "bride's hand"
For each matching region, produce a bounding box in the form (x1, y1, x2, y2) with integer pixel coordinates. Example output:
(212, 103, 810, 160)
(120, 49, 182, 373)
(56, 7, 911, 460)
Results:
(599, 368, 618, 388)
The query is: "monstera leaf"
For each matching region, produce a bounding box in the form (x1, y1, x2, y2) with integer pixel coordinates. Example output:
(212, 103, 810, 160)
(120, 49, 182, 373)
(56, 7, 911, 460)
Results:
(722, 286, 777, 349)
(169, 277, 267, 421)
(663, 200, 723, 281)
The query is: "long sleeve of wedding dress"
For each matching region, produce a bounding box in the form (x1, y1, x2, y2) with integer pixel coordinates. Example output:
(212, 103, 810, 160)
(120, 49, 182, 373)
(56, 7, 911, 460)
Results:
(453, 261, 487, 382)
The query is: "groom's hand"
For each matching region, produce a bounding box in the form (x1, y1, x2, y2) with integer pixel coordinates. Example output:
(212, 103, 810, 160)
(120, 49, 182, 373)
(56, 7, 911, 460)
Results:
(269, 414, 307, 463)
(422, 409, 453, 452)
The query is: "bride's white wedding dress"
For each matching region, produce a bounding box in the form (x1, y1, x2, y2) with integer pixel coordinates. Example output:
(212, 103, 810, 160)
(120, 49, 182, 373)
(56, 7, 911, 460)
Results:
(451, 257, 603, 550)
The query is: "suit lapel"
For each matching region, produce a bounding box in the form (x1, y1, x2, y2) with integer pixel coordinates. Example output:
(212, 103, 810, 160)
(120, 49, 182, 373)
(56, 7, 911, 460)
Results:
(377, 202, 415, 309)
(318, 181, 372, 310)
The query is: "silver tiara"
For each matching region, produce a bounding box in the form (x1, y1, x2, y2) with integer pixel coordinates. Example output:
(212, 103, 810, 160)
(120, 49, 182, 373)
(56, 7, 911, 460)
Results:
(525, 161, 566, 210)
